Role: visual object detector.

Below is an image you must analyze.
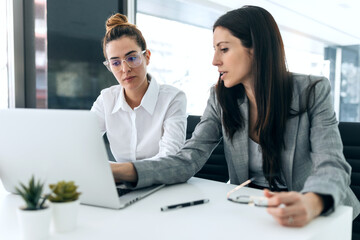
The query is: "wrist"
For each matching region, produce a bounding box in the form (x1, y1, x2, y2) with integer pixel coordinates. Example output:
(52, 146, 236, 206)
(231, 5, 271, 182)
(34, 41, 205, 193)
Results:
(110, 162, 138, 183)
(304, 192, 324, 218)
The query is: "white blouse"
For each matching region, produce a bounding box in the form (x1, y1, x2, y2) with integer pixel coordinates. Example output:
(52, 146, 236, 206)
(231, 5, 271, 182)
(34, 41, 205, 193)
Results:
(91, 76, 187, 162)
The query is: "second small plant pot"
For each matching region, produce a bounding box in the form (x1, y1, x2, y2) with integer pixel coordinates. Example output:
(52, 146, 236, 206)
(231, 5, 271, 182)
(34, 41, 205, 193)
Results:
(51, 199, 80, 232)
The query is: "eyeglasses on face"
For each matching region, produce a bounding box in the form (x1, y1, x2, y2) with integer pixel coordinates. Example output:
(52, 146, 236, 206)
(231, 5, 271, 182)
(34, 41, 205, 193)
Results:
(103, 50, 146, 73)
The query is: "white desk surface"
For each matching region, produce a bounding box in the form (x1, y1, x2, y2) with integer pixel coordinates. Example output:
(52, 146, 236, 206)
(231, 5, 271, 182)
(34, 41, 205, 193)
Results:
(0, 177, 352, 240)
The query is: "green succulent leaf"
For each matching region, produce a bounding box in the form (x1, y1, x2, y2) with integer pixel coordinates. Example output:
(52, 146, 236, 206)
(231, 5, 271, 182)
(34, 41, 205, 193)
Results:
(48, 180, 81, 202)
(15, 175, 48, 210)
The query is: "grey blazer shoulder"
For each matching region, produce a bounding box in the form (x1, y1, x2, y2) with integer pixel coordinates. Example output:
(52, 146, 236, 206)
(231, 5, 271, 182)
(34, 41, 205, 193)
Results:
(133, 73, 360, 219)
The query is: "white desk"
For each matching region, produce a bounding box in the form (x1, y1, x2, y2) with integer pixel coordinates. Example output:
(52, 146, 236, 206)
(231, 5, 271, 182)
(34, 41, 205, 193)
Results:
(0, 177, 352, 240)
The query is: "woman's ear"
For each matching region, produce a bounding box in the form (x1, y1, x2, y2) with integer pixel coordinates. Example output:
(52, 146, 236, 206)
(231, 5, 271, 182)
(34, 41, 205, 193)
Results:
(249, 48, 254, 56)
(145, 49, 151, 65)
(248, 48, 254, 62)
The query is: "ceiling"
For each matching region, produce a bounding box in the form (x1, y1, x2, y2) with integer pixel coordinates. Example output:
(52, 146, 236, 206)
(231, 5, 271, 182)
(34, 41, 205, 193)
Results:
(205, 0, 360, 46)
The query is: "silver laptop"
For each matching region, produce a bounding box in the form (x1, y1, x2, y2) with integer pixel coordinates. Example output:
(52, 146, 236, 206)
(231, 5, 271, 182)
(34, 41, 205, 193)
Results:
(0, 108, 164, 209)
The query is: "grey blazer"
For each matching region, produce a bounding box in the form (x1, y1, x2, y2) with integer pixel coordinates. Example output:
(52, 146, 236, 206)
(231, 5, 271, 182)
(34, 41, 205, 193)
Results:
(133, 73, 360, 219)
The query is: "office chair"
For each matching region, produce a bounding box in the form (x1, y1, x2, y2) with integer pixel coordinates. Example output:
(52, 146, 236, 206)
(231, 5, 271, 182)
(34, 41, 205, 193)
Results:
(186, 115, 229, 183)
(103, 133, 116, 162)
(338, 122, 360, 240)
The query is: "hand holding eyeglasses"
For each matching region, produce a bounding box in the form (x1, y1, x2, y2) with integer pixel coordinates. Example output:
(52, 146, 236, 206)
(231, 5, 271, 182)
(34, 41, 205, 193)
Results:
(265, 190, 325, 227)
(227, 178, 324, 227)
(226, 178, 271, 207)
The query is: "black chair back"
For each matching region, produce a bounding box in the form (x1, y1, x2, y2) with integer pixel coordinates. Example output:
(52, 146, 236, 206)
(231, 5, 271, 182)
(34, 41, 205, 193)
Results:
(186, 115, 229, 183)
(338, 122, 360, 240)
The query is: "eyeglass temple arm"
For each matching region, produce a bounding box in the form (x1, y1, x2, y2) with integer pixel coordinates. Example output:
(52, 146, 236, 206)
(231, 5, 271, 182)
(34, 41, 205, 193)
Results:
(226, 177, 255, 199)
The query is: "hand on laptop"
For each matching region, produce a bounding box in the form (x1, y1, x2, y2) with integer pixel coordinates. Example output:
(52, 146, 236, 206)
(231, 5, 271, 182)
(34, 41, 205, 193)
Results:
(110, 162, 138, 183)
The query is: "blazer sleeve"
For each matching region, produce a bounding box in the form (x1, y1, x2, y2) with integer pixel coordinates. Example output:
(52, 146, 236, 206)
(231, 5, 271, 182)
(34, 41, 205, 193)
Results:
(133, 87, 223, 189)
(300, 77, 351, 213)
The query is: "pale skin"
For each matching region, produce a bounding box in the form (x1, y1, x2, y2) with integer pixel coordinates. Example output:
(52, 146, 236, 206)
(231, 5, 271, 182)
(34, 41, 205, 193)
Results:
(105, 36, 151, 109)
(110, 27, 325, 227)
(212, 26, 324, 227)
(110, 161, 137, 182)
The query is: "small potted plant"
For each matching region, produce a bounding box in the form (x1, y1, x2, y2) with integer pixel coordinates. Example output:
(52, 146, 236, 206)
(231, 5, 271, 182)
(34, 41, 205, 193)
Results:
(15, 175, 51, 240)
(48, 180, 81, 232)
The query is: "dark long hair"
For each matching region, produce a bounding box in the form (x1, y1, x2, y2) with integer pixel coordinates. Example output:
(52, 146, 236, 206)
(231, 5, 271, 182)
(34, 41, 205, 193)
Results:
(214, 6, 317, 190)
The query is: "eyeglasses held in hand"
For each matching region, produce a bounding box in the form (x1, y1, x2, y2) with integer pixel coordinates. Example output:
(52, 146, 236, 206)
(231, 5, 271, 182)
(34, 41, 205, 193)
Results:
(103, 50, 146, 73)
(226, 177, 270, 207)
(228, 195, 269, 207)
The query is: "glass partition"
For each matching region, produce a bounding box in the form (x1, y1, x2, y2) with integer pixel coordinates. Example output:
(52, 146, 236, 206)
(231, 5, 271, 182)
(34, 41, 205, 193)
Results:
(16, 0, 360, 122)
(136, 0, 360, 121)
(47, 0, 121, 109)
(0, 0, 9, 109)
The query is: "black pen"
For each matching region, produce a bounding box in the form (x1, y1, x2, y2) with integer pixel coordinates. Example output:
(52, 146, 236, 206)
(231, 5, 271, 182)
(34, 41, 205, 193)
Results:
(161, 199, 210, 211)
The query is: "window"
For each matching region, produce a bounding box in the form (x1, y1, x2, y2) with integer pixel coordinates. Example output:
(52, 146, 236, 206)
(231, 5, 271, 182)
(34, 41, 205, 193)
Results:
(136, 0, 360, 121)
(0, 0, 9, 109)
(10, 0, 358, 122)
(136, 0, 224, 115)
(46, 0, 121, 109)
(34, 0, 47, 108)
(137, 14, 217, 115)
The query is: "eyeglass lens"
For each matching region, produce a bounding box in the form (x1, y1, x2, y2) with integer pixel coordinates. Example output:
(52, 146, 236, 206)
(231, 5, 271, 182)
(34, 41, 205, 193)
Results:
(232, 195, 269, 207)
(105, 50, 146, 72)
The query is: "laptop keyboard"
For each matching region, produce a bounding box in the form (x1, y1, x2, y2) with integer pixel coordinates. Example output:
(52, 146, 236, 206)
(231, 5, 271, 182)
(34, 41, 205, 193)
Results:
(116, 187, 132, 197)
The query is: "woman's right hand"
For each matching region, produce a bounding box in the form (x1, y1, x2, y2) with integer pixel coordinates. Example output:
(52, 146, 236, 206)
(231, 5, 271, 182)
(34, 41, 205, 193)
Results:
(110, 162, 138, 183)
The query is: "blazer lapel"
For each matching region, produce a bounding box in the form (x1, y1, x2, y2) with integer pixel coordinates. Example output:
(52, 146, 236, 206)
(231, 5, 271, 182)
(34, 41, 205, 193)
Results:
(281, 97, 301, 190)
(228, 96, 250, 184)
(226, 93, 299, 187)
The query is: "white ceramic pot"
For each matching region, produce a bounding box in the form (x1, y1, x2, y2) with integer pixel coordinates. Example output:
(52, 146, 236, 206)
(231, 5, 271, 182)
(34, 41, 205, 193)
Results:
(17, 206, 51, 240)
(51, 199, 80, 232)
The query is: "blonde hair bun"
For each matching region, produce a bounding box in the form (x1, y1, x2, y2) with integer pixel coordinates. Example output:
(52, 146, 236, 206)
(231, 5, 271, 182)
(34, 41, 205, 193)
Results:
(105, 13, 133, 33)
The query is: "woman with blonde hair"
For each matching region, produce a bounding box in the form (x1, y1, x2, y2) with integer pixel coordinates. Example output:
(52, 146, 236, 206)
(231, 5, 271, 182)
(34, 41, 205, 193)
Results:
(91, 13, 187, 163)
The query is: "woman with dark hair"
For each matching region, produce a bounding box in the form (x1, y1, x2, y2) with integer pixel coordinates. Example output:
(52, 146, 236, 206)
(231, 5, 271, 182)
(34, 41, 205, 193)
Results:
(111, 6, 360, 226)
(91, 13, 187, 163)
